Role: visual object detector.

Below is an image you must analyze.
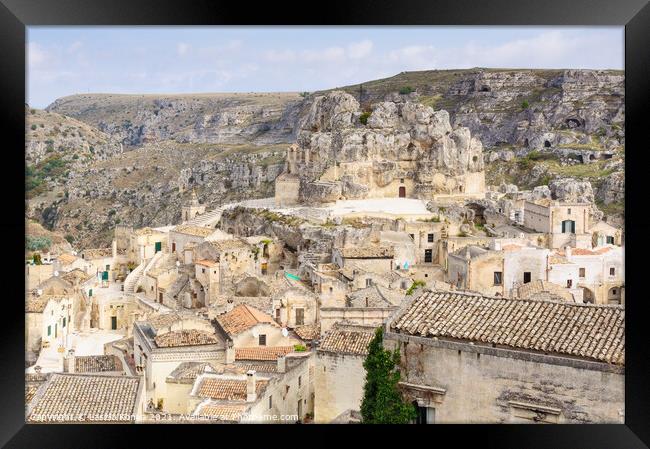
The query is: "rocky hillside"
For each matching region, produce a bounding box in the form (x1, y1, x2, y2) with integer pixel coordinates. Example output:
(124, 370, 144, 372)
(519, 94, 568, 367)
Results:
(46, 92, 304, 147)
(27, 68, 625, 249)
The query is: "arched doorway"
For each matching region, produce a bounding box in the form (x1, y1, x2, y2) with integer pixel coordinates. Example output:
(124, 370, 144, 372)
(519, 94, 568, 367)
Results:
(607, 286, 622, 304)
(582, 287, 595, 304)
(399, 186, 406, 198)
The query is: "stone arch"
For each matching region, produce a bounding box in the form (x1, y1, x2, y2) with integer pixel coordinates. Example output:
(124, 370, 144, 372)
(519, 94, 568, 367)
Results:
(607, 286, 622, 304)
(581, 287, 595, 304)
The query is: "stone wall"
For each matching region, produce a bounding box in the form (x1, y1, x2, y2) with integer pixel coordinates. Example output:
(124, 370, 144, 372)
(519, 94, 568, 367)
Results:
(314, 351, 366, 423)
(385, 333, 624, 424)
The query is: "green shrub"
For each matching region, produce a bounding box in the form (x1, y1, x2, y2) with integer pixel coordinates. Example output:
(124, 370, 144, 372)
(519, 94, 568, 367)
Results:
(399, 86, 415, 95)
(521, 100, 530, 109)
(30, 109, 36, 115)
(293, 344, 307, 352)
(300, 92, 310, 98)
(32, 253, 42, 265)
(406, 280, 426, 296)
(359, 111, 371, 125)
(26, 235, 51, 251)
(64, 234, 74, 244)
(30, 124, 37, 130)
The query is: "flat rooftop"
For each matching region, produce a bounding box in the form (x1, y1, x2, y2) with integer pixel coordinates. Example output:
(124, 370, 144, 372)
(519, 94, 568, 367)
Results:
(327, 198, 433, 217)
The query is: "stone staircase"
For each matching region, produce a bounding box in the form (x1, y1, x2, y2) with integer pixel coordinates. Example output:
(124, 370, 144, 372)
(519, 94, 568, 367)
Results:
(124, 262, 144, 294)
(185, 197, 276, 228)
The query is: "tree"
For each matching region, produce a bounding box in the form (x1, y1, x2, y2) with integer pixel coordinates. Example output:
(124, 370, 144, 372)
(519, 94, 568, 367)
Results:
(32, 253, 42, 265)
(361, 327, 417, 423)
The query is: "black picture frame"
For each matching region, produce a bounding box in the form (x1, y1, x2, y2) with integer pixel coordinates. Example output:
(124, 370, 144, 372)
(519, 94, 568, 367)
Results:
(2, 0, 648, 447)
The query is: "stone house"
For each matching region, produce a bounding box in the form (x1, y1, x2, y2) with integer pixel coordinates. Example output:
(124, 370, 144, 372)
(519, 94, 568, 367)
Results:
(271, 287, 319, 329)
(169, 225, 214, 255)
(26, 262, 54, 290)
(385, 290, 624, 424)
(215, 304, 302, 348)
(133, 314, 227, 411)
(399, 220, 445, 266)
(523, 200, 592, 249)
(447, 240, 553, 298)
(332, 245, 395, 273)
(314, 323, 376, 423)
(127, 227, 169, 265)
(319, 285, 400, 334)
(26, 292, 74, 356)
(589, 220, 623, 247)
(549, 245, 624, 305)
(52, 252, 93, 275)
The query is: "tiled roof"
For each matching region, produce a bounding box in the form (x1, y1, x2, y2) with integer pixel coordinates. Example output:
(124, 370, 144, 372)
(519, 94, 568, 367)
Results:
(235, 346, 294, 361)
(216, 304, 277, 336)
(318, 325, 376, 356)
(196, 259, 219, 267)
(195, 377, 268, 401)
(146, 312, 180, 331)
(25, 294, 66, 313)
(346, 286, 399, 308)
(294, 323, 321, 341)
(208, 239, 249, 252)
(390, 291, 624, 365)
(25, 373, 49, 404)
(74, 355, 122, 373)
(517, 280, 574, 302)
(339, 246, 394, 259)
(154, 329, 219, 348)
(61, 269, 93, 285)
(172, 225, 214, 238)
(27, 374, 141, 423)
(167, 362, 217, 382)
(234, 362, 278, 373)
(194, 402, 248, 421)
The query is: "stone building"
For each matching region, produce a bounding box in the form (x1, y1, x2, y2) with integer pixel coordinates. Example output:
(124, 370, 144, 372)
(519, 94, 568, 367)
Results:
(385, 290, 624, 424)
(523, 200, 592, 249)
(215, 304, 302, 348)
(181, 189, 206, 223)
(314, 323, 376, 423)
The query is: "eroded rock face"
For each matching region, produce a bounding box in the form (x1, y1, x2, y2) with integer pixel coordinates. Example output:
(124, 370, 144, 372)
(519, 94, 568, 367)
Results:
(287, 91, 485, 201)
(549, 178, 595, 203)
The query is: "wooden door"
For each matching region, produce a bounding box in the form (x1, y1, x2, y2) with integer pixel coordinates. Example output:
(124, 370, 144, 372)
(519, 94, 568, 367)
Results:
(399, 186, 406, 198)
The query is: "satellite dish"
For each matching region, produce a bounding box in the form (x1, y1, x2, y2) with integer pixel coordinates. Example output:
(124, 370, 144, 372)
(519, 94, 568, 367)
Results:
(53, 271, 59, 277)
(281, 328, 289, 338)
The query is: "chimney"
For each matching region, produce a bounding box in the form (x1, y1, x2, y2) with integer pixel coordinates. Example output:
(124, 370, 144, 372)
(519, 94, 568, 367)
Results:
(246, 370, 257, 402)
(277, 355, 286, 374)
(34, 365, 42, 374)
(64, 349, 75, 373)
(225, 342, 235, 364)
(565, 246, 572, 259)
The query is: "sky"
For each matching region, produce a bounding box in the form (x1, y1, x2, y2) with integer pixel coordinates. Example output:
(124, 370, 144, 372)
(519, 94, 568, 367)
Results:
(27, 26, 624, 109)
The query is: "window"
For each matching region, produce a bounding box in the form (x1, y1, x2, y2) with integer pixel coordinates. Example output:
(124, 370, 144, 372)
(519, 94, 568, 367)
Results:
(567, 279, 573, 288)
(172, 242, 176, 252)
(409, 234, 415, 240)
(269, 396, 273, 409)
(610, 267, 616, 276)
(275, 309, 281, 320)
(202, 268, 205, 273)
(567, 208, 571, 215)
(259, 334, 267, 346)
(298, 376, 302, 387)
(579, 268, 586, 278)
(295, 309, 304, 326)
(400, 178, 405, 183)
(523, 272, 531, 284)
(365, 278, 372, 287)
(612, 289, 617, 295)
(62, 317, 66, 328)
(427, 233, 434, 242)
(424, 249, 433, 263)
(493, 272, 503, 286)
(561, 220, 576, 234)
(47, 325, 51, 336)
(606, 236, 615, 245)
(413, 403, 435, 424)
(329, 286, 333, 293)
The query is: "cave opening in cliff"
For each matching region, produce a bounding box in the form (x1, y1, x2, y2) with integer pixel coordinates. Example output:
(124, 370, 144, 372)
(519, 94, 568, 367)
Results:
(479, 85, 491, 92)
(544, 140, 551, 148)
(566, 118, 582, 128)
(524, 138, 529, 148)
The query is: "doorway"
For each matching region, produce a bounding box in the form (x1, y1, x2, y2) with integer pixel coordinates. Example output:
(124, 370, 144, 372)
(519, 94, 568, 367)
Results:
(155, 241, 162, 253)
(111, 316, 117, 330)
(399, 186, 406, 198)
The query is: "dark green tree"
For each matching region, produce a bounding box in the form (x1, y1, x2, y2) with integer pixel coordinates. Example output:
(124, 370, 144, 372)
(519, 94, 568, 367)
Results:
(361, 327, 416, 423)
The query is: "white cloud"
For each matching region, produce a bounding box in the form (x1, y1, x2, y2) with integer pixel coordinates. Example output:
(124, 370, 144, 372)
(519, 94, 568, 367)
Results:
(347, 39, 373, 59)
(264, 49, 296, 62)
(27, 42, 49, 68)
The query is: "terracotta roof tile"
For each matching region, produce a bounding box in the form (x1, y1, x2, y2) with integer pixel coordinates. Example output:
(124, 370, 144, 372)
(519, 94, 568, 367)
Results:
(318, 325, 376, 355)
(235, 346, 294, 361)
(154, 329, 219, 348)
(391, 291, 624, 365)
(294, 323, 321, 341)
(74, 355, 122, 373)
(194, 403, 248, 421)
(27, 374, 141, 423)
(195, 377, 268, 401)
(216, 304, 277, 336)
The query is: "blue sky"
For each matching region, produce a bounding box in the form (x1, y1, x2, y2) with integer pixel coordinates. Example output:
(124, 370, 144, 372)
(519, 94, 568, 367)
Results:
(27, 26, 624, 108)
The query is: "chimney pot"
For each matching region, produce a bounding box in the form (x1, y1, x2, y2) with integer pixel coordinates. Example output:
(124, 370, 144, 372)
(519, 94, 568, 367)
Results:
(246, 370, 257, 402)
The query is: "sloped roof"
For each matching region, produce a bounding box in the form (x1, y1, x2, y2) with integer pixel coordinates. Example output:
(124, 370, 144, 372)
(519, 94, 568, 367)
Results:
(195, 377, 268, 401)
(172, 224, 214, 237)
(27, 374, 141, 423)
(216, 304, 277, 336)
(390, 290, 624, 365)
(154, 329, 219, 348)
(194, 402, 248, 421)
(517, 280, 575, 302)
(338, 246, 394, 259)
(235, 346, 294, 361)
(74, 355, 122, 373)
(167, 362, 217, 382)
(294, 323, 321, 341)
(318, 324, 376, 356)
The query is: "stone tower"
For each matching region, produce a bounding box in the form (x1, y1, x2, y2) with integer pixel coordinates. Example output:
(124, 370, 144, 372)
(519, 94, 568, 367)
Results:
(181, 188, 206, 222)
